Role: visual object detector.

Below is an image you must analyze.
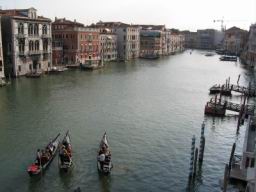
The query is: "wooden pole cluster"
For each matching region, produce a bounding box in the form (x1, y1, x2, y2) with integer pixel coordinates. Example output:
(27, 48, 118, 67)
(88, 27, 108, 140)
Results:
(188, 122, 206, 181)
(199, 122, 206, 163)
(189, 135, 196, 179)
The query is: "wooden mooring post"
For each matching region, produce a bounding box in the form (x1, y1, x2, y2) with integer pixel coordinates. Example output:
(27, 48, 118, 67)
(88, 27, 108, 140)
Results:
(189, 136, 196, 179)
(199, 122, 206, 163)
(223, 164, 229, 192)
(193, 147, 198, 178)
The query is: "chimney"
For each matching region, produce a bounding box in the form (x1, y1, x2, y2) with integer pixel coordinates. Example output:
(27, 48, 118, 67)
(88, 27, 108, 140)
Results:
(55, 17, 57, 21)
(74, 19, 76, 23)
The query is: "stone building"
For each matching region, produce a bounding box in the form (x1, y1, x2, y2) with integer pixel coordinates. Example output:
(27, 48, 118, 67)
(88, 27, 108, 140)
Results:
(196, 29, 224, 50)
(99, 29, 117, 62)
(140, 29, 162, 58)
(181, 31, 198, 49)
(95, 22, 140, 61)
(0, 7, 52, 77)
(241, 24, 256, 67)
(52, 18, 100, 66)
(0, 16, 4, 80)
(224, 26, 248, 55)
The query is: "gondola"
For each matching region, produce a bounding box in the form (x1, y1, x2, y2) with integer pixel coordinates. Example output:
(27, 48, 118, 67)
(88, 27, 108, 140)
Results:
(27, 133, 60, 176)
(97, 132, 113, 174)
(59, 131, 73, 172)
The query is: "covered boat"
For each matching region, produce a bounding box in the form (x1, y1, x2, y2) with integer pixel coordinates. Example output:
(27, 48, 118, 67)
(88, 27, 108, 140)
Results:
(97, 132, 113, 174)
(59, 131, 73, 172)
(27, 134, 60, 176)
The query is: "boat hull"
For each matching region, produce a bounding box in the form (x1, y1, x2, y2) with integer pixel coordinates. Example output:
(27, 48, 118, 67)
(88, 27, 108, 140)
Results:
(27, 134, 60, 176)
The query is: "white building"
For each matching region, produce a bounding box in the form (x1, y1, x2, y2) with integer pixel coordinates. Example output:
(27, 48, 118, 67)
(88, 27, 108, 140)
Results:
(95, 22, 140, 61)
(1, 7, 52, 77)
(100, 29, 117, 62)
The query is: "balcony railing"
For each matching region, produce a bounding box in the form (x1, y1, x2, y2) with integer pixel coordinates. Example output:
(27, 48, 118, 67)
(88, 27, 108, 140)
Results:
(16, 33, 26, 38)
(19, 51, 25, 56)
(28, 50, 41, 55)
(28, 34, 40, 38)
(41, 34, 51, 38)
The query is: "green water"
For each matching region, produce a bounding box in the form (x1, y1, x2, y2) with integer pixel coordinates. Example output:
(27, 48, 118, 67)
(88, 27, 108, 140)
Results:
(0, 50, 254, 192)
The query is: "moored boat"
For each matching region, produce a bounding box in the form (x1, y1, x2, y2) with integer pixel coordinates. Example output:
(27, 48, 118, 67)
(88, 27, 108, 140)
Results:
(219, 55, 237, 62)
(27, 134, 60, 176)
(26, 71, 42, 78)
(97, 132, 113, 174)
(48, 66, 67, 74)
(59, 131, 73, 172)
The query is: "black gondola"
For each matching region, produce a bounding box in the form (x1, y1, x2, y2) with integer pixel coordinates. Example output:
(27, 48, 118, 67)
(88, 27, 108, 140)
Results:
(27, 134, 60, 176)
(59, 131, 73, 172)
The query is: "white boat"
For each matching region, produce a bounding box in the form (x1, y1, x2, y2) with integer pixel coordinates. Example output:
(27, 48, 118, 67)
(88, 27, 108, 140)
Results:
(97, 132, 113, 174)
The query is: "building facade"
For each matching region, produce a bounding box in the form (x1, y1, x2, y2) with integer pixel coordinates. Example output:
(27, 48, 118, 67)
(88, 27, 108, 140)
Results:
(95, 22, 140, 61)
(52, 18, 100, 66)
(181, 31, 198, 49)
(241, 24, 256, 67)
(0, 8, 52, 77)
(0, 16, 4, 79)
(140, 29, 162, 57)
(100, 29, 117, 62)
(224, 26, 248, 55)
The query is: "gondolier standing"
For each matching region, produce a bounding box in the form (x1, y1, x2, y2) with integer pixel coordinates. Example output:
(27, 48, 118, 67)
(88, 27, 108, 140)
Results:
(36, 149, 41, 165)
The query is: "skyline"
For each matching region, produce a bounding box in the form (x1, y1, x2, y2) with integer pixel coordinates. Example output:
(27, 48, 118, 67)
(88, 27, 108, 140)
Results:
(0, 0, 256, 31)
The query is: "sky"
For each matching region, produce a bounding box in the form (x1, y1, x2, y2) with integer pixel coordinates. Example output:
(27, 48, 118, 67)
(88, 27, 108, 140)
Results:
(0, 0, 255, 31)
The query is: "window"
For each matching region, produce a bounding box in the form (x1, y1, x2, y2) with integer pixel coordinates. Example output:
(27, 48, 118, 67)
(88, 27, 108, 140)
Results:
(19, 39, 25, 53)
(43, 40, 48, 51)
(35, 40, 39, 51)
(18, 65, 21, 72)
(18, 23, 24, 34)
(28, 24, 33, 35)
(42, 25, 47, 35)
(34, 24, 39, 35)
(29, 41, 34, 51)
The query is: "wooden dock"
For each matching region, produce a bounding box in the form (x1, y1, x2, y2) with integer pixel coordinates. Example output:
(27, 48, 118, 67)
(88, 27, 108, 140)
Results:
(204, 96, 254, 117)
(210, 84, 256, 97)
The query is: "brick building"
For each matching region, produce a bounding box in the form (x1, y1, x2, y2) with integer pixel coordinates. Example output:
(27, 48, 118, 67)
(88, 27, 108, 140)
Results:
(52, 18, 100, 66)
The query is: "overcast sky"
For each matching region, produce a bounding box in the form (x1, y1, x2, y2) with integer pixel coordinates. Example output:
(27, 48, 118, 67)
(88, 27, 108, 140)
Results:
(1, 0, 255, 31)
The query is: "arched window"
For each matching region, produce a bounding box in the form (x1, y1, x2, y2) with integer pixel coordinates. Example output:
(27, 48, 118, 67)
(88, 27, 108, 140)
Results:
(28, 24, 33, 35)
(42, 25, 47, 35)
(34, 24, 39, 35)
(19, 39, 25, 52)
(43, 40, 48, 51)
(29, 41, 34, 51)
(35, 40, 39, 51)
(18, 23, 24, 34)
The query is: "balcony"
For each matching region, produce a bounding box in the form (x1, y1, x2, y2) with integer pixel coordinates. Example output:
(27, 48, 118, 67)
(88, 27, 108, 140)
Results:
(28, 50, 41, 55)
(16, 33, 26, 38)
(18, 51, 25, 57)
(43, 49, 50, 54)
(28, 34, 40, 38)
(41, 34, 51, 39)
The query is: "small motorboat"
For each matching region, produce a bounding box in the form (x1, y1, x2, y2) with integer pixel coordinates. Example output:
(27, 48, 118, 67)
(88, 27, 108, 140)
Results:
(27, 134, 60, 176)
(59, 131, 73, 172)
(48, 66, 67, 74)
(97, 132, 113, 174)
(205, 52, 214, 57)
(25, 71, 42, 78)
(219, 55, 237, 62)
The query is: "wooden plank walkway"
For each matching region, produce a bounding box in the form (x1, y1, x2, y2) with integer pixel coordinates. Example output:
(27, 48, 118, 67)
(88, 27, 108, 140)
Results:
(209, 84, 256, 97)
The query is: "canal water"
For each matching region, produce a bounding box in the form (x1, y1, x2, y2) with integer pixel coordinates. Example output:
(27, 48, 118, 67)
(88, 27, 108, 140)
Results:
(0, 50, 255, 192)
